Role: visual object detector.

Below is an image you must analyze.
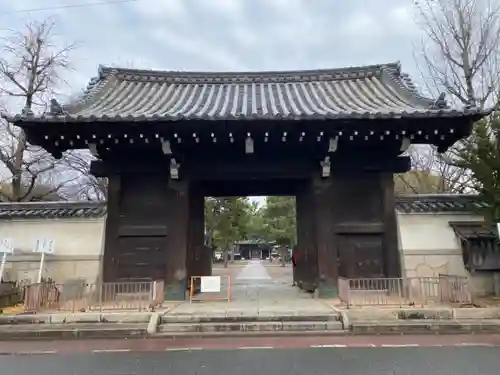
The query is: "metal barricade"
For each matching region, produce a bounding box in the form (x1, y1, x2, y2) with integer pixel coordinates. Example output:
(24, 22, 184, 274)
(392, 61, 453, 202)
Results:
(337, 275, 472, 308)
(87, 281, 154, 311)
(189, 275, 231, 303)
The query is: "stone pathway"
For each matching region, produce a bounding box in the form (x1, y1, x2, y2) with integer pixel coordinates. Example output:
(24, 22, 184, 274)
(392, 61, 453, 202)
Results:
(235, 260, 272, 280)
(231, 260, 304, 301)
(164, 260, 335, 317)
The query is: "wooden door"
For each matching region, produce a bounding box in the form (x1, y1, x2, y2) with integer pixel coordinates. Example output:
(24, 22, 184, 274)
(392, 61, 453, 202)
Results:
(338, 234, 384, 278)
(115, 235, 167, 280)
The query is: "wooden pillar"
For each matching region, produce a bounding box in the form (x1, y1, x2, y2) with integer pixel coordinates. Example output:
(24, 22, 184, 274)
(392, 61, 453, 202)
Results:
(327, 170, 402, 282)
(312, 177, 337, 298)
(187, 186, 210, 290)
(381, 173, 401, 277)
(307, 163, 405, 298)
(97, 161, 190, 300)
(295, 180, 318, 292)
(164, 180, 190, 300)
(102, 174, 121, 282)
(99, 170, 189, 290)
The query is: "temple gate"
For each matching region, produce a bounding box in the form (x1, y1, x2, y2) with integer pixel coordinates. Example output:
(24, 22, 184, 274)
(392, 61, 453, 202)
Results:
(4, 62, 486, 299)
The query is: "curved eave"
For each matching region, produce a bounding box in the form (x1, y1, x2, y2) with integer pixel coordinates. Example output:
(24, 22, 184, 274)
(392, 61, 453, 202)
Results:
(2, 108, 490, 126)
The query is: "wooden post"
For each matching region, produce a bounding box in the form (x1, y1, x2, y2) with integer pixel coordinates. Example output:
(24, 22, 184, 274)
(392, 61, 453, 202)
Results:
(312, 177, 337, 298)
(187, 185, 208, 293)
(102, 174, 121, 282)
(295, 179, 318, 292)
(381, 173, 402, 278)
(164, 180, 190, 300)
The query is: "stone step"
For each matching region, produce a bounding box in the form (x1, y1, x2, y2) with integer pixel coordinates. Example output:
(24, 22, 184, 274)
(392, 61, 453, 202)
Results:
(161, 314, 341, 324)
(158, 320, 343, 334)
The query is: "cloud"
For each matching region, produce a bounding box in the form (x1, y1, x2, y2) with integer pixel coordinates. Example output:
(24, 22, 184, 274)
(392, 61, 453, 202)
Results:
(131, 0, 187, 20)
(0, 0, 429, 200)
(0, 0, 423, 98)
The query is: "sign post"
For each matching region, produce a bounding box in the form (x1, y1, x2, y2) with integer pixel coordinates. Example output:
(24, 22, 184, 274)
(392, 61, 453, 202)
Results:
(0, 238, 13, 282)
(33, 239, 55, 283)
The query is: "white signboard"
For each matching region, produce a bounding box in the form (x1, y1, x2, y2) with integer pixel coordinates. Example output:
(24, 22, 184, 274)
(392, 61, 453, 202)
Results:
(0, 238, 13, 254)
(200, 276, 221, 293)
(34, 239, 55, 254)
(0, 238, 13, 281)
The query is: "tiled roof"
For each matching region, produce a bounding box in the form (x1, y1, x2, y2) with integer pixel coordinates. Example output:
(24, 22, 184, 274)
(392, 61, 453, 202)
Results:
(0, 195, 486, 219)
(3, 62, 487, 123)
(395, 194, 488, 214)
(0, 201, 106, 219)
(449, 222, 496, 240)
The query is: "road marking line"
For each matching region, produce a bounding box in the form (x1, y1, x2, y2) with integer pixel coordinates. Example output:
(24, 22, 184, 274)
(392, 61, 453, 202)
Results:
(454, 343, 494, 347)
(92, 349, 131, 353)
(165, 347, 203, 352)
(381, 344, 420, 348)
(237, 346, 274, 350)
(310, 344, 347, 348)
(17, 350, 58, 355)
(347, 343, 377, 348)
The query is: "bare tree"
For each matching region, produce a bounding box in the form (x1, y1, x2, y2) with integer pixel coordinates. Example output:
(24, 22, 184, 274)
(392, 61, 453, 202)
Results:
(396, 145, 474, 193)
(61, 151, 107, 201)
(0, 17, 81, 201)
(407, 0, 500, 193)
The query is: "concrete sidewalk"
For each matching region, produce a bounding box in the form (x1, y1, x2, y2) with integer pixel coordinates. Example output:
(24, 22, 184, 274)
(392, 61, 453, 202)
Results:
(3, 260, 500, 340)
(2, 301, 500, 340)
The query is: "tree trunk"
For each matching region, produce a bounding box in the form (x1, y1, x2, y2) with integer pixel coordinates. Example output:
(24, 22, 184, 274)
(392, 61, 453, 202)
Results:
(12, 130, 27, 201)
(223, 245, 229, 268)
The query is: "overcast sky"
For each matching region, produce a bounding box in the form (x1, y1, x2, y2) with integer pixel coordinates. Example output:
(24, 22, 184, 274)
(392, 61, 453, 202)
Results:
(1, 0, 425, 100)
(0, 0, 427, 202)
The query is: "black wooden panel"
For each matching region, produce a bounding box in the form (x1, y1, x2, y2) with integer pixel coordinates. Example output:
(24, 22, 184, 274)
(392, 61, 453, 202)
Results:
(338, 234, 384, 278)
(332, 175, 383, 223)
(115, 235, 167, 280)
(118, 175, 170, 226)
(118, 225, 168, 237)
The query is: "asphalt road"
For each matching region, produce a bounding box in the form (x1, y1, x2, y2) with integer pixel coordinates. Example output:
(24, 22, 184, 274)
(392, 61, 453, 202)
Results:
(1, 346, 499, 375)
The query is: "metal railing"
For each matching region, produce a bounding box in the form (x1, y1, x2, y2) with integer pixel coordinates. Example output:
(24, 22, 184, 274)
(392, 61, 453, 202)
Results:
(338, 275, 471, 308)
(23, 280, 164, 313)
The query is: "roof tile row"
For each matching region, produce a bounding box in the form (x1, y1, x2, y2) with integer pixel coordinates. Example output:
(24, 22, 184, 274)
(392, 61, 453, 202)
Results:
(0, 195, 486, 219)
(4, 63, 486, 124)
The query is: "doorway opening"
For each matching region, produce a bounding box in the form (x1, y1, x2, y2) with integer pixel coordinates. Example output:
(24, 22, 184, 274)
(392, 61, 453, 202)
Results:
(204, 195, 299, 301)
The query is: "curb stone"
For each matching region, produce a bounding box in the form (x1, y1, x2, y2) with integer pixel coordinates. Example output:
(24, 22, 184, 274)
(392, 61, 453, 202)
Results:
(0, 324, 149, 341)
(0, 312, 153, 325)
(161, 314, 341, 323)
(349, 319, 500, 335)
(318, 302, 349, 330)
(147, 313, 160, 334)
(158, 320, 343, 334)
(2, 320, 500, 340)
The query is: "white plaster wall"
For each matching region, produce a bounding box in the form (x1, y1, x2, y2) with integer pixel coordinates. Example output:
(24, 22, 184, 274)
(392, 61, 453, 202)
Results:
(0, 210, 496, 295)
(396, 212, 493, 295)
(0, 218, 106, 284)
